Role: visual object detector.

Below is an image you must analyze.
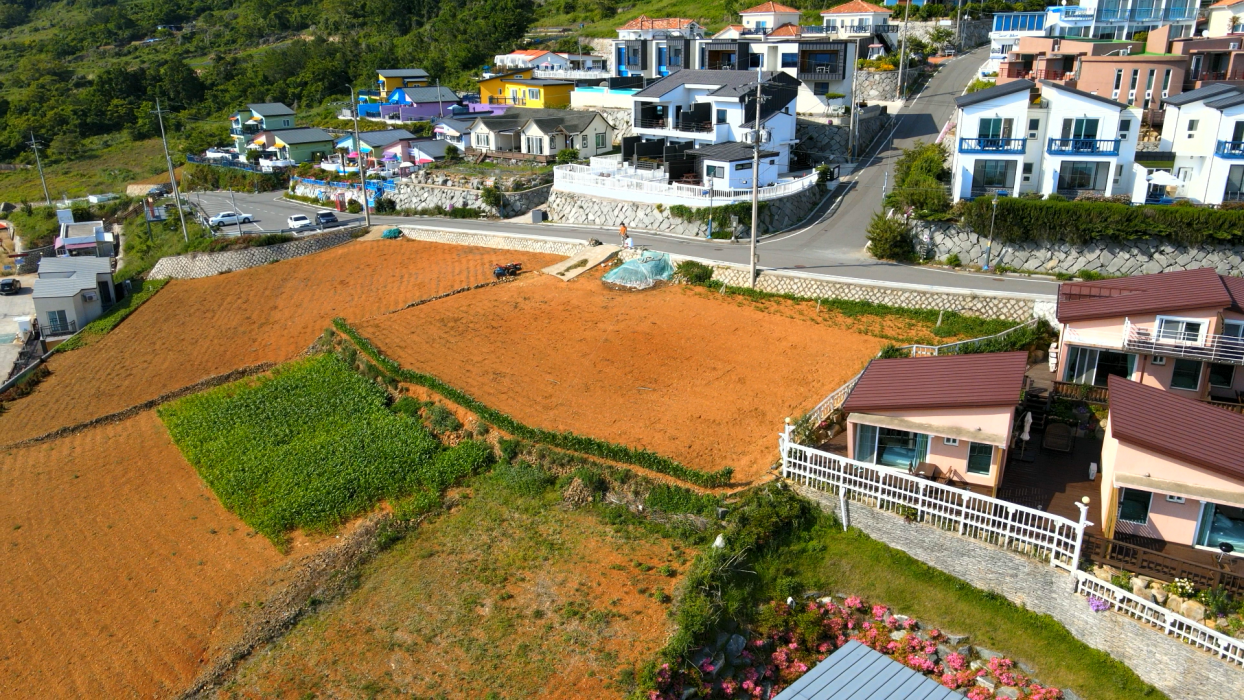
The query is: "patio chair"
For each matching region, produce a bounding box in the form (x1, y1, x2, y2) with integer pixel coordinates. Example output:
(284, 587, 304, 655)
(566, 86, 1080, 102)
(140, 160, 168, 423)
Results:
(1042, 423, 1075, 453)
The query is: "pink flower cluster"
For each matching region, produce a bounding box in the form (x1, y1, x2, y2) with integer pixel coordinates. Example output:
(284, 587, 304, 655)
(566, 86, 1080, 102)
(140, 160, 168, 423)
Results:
(646, 596, 1066, 700)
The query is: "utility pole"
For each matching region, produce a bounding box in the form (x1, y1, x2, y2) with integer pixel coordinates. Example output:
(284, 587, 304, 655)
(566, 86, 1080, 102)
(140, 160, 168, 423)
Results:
(27, 132, 51, 206)
(436, 78, 444, 118)
(897, 0, 912, 102)
(748, 65, 764, 288)
(229, 188, 244, 237)
(153, 98, 189, 243)
(955, 0, 963, 52)
(984, 193, 999, 271)
(847, 44, 858, 161)
(348, 86, 373, 228)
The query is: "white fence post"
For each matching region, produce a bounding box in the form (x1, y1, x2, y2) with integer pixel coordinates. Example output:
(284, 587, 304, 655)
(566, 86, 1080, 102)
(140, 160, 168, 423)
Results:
(1069, 499, 1091, 576)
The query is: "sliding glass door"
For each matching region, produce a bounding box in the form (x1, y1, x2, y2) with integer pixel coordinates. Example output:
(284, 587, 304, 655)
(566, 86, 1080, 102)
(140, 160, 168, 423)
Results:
(855, 424, 929, 470)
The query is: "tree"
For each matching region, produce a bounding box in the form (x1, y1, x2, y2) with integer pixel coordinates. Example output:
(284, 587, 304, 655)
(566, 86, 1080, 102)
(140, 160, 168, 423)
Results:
(866, 211, 915, 261)
(927, 27, 955, 53)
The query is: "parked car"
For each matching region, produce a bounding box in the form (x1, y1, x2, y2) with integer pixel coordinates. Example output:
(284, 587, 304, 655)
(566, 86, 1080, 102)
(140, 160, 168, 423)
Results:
(287, 214, 315, 230)
(0, 278, 20, 295)
(315, 211, 339, 227)
(209, 211, 253, 227)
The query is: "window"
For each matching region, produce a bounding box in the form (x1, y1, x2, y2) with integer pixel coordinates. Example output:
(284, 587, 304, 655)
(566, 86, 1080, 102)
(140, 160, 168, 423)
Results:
(1057, 161, 1105, 191)
(1113, 69, 1123, 90)
(735, 162, 752, 171)
(1196, 503, 1244, 551)
(781, 53, 798, 68)
(972, 160, 1016, 189)
(978, 118, 1014, 139)
(1171, 358, 1202, 391)
(527, 88, 540, 99)
(1129, 69, 1139, 90)
(716, 108, 727, 124)
(1187, 119, 1199, 137)
(1022, 162, 1033, 174)
(1119, 119, 1131, 139)
(46, 309, 69, 334)
(1162, 68, 1172, 93)
(1145, 69, 1155, 91)
(1157, 317, 1204, 343)
(706, 164, 722, 178)
(1061, 118, 1099, 140)
(876, 428, 929, 469)
(966, 443, 993, 475)
(581, 134, 588, 148)
(1118, 488, 1153, 524)
(525, 136, 545, 155)
(1063, 346, 1136, 386)
(1028, 118, 1039, 138)
(595, 132, 606, 149)
(943, 437, 959, 446)
(474, 132, 490, 148)
(813, 82, 830, 96)
(1209, 363, 1235, 388)
(1167, 495, 1186, 504)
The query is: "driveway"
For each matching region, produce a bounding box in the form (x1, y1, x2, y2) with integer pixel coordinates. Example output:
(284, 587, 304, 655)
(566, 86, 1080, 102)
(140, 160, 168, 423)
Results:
(0, 273, 36, 380)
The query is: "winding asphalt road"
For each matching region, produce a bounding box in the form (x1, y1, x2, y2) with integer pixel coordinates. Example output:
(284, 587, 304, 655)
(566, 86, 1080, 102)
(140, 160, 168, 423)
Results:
(190, 47, 1059, 297)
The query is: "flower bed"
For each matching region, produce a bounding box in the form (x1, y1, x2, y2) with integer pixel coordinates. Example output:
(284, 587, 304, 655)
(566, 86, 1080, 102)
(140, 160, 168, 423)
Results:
(649, 596, 1065, 699)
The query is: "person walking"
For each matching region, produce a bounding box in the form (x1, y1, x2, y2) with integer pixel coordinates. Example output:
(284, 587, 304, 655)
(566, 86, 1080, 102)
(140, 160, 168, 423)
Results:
(619, 223, 628, 245)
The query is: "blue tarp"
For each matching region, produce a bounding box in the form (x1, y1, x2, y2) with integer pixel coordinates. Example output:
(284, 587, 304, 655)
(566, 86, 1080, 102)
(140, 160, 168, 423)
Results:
(601, 251, 673, 289)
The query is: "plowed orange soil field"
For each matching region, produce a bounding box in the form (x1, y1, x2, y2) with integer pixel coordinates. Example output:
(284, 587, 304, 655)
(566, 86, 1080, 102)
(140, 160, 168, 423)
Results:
(0, 412, 288, 698)
(357, 272, 886, 484)
(0, 239, 563, 442)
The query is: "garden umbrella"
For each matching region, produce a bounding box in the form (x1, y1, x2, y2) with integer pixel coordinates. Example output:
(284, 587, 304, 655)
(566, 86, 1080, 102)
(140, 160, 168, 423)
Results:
(1147, 171, 1182, 187)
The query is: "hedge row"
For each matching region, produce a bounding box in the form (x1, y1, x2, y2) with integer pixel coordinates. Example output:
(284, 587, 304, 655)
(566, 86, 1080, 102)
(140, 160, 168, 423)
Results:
(332, 319, 734, 488)
(960, 196, 1244, 246)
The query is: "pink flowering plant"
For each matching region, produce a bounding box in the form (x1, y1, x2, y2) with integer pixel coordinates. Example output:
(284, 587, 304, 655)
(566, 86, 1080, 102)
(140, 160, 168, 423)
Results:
(646, 595, 1065, 700)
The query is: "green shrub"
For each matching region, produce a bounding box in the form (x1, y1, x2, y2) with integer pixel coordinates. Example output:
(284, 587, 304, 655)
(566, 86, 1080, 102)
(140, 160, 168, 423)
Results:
(494, 461, 554, 497)
(427, 403, 463, 433)
(674, 260, 714, 285)
(158, 354, 485, 543)
(373, 197, 397, 214)
(346, 200, 363, 214)
(964, 78, 996, 94)
(391, 488, 442, 520)
(892, 141, 950, 214)
(945, 253, 961, 267)
(866, 211, 915, 261)
(668, 201, 766, 236)
(479, 186, 502, 209)
(555, 148, 580, 164)
(499, 438, 524, 463)
(960, 195, 1244, 245)
(182, 163, 288, 193)
(444, 144, 461, 161)
(644, 484, 721, 517)
(391, 396, 427, 417)
(878, 343, 909, 359)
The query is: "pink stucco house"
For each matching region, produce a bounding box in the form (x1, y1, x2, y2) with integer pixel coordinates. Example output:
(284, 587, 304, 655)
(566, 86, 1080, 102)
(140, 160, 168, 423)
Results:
(1101, 375, 1244, 555)
(842, 352, 1030, 496)
(1054, 268, 1244, 409)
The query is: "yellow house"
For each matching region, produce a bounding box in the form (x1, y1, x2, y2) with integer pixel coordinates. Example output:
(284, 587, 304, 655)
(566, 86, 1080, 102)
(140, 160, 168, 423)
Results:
(477, 71, 573, 108)
(377, 69, 430, 100)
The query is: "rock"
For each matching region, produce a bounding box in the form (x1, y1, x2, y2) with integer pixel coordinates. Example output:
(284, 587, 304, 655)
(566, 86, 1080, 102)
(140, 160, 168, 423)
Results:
(1062, 690, 1082, 700)
(944, 633, 970, 645)
(690, 647, 712, 668)
(1151, 589, 1168, 606)
(975, 676, 997, 691)
(937, 644, 958, 660)
(890, 630, 907, 641)
(711, 651, 725, 677)
(561, 478, 594, 507)
(1165, 594, 1185, 612)
(1016, 661, 1036, 676)
(1181, 599, 1206, 622)
(1092, 565, 1112, 582)
(725, 634, 747, 664)
(1131, 578, 1150, 598)
(974, 647, 1003, 662)
(995, 688, 1020, 699)
(712, 534, 725, 549)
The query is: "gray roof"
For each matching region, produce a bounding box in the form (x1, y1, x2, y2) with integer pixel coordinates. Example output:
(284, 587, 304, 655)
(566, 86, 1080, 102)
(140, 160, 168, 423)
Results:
(353, 129, 418, 148)
(471, 108, 605, 134)
(1205, 91, 1244, 110)
(270, 127, 335, 145)
(1039, 79, 1130, 110)
(773, 641, 959, 700)
(396, 86, 459, 103)
(955, 79, 1034, 108)
(61, 221, 105, 238)
(409, 140, 451, 158)
(33, 276, 100, 299)
(38, 256, 112, 275)
(1163, 83, 1240, 107)
(633, 69, 799, 99)
(378, 69, 430, 79)
(688, 142, 778, 162)
(247, 102, 295, 117)
(433, 117, 473, 134)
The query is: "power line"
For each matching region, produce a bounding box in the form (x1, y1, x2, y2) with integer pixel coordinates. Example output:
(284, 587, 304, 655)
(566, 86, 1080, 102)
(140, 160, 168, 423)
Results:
(26, 132, 51, 206)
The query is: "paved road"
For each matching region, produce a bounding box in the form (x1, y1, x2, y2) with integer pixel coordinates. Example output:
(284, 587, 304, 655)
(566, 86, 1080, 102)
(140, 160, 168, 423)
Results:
(191, 50, 1060, 298)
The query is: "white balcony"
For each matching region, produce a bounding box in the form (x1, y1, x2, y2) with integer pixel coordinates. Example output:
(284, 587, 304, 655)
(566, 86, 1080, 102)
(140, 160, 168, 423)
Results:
(1123, 319, 1244, 366)
(553, 161, 817, 206)
(533, 69, 611, 80)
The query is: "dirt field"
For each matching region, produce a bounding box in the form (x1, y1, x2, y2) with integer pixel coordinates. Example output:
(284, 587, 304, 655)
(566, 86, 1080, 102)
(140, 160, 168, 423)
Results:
(0, 412, 294, 698)
(357, 272, 887, 484)
(0, 239, 563, 442)
(220, 477, 686, 699)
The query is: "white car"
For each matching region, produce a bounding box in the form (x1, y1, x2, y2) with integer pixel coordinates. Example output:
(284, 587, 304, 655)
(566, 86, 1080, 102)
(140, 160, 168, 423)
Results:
(287, 214, 315, 230)
(209, 211, 253, 227)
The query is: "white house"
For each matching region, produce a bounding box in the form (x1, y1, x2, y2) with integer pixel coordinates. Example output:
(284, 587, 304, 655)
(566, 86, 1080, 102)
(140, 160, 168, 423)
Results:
(493, 50, 570, 72)
(739, 1, 802, 32)
(613, 16, 706, 79)
(32, 256, 116, 339)
(820, 0, 897, 51)
(1200, 0, 1244, 38)
(54, 221, 114, 258)
(951, 79, 1140, 201)
(1142, 83, 1244, 205)
(468, 109, 614, 160)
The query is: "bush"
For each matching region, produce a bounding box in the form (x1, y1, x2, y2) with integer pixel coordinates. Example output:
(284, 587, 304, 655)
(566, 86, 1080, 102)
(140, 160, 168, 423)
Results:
(960, 195, 1244, 245)
(427, 403, 463, 433)
(479, 186, 502, 209)
(182, 163, 288, 193)
(865, 211, 915, 261)
(555, 147, 580, 164)
(346, 200, 363, 214)
(373, 196, 397, 214)
(444, 144, 460, 161)
(965, 78, 996, 94)
(644, 484, 721, 517)
(494, 461, 554, 497)
(945, 253, 962, 267)
(675, 260, 714, 285)
(391, 488, 442, 520)
(891, 141, 950, 214)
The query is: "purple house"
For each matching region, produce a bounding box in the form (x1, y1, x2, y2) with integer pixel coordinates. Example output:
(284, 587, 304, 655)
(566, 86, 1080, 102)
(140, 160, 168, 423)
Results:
(378, 86, 464, 122)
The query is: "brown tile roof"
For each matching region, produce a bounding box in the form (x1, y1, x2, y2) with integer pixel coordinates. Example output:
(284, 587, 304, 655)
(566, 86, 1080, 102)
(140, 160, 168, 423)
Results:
(822, 0, 891, 14)
(766, 22, 804, 37)
(1107, 376, 1244, 482)
(1056, 268, 1243, 323)
(842, 352, 1029, 413)
(618, 15, 698, 30)
(741, 2, 800, 12)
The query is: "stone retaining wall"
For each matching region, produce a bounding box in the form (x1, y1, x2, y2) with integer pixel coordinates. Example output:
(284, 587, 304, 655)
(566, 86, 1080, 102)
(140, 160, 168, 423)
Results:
(796, 112, 893, 161)
(901, 19, 991, 49)
(796, 485, 1244, 700)
(398, 226, 586, 257)
(544, 181, 828, 238)
(589, 107, 633, 143)
(911, 219, 1244, 277)
(289, 179, 552, 219)
(855, 70, 900, 102)
(149, 229, 357, 280)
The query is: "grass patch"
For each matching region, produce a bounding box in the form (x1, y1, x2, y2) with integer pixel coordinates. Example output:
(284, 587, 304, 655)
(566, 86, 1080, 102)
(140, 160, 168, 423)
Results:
(0, 137, 169, 203)
(115, 212, 216, 282)
(54, 279, 168, 352)
(332, 318, 733, 488)
(157, 353, 490, 544)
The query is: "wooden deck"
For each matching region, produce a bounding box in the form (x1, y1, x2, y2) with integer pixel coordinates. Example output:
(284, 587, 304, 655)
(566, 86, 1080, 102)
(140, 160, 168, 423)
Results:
(999, 429, 1105, 534)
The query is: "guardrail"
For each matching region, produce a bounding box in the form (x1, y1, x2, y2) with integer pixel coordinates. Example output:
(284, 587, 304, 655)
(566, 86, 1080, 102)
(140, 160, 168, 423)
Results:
(1073, 571, 1244, 667)
(781, 432, 1088, 570)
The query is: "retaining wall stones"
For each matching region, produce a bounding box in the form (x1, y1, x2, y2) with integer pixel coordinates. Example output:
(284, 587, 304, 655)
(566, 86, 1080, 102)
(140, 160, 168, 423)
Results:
(398, 226, 587, 257)
(149, 229, 357, 280)
(855, 70, 900, 102)
(901, 19, 991, 49)
(544, 181, 828, 238)
(796, 485, 1244, 700)
(911, 219, 1244, 277)
(289, 179, 552, 218)
(590, 107, 634, 143)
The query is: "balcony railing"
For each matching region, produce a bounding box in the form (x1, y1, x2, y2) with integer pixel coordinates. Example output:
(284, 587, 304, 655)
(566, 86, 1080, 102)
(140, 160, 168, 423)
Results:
(1052, 380, 1109, 404)
(46, 319, 76, 336)
(1084, 534, 1244, 597)
(797, 61, 845, 81)
(1096, 8, 1130, 21)
(1165, 6, 1198, 20)
(970, 185, 1014, 198)
(1002, 66, 1029, 79)
(1190, 70, 1244, 82)
(487, 96, 527, 105)
(959, 137, 1026, 154)
(633, 117, 715, 133)
(533, 69, 611, 79)
(1123, 318, 1244, 365)
(1217, 140, 1244, 158)
(1033, 68, 1069, 81)
(1047, 138, 1120, 156)
(1060, 7, 1095, 19)
(554, 163, 818, 204)
(703, 61, 739, 70)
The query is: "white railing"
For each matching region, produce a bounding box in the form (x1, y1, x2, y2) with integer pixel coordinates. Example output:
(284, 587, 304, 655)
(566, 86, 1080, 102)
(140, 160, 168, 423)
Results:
(804, 370, 864, 428)
(780, 434, 1088, 570)
(534, 69, 611, 80)
(589, 154, 623, 167)
(1123, 318, 1244, 366)
(554, 164, 818, 204)
(908, 318, 1039, 357)
(1074, 571, 1244, 667)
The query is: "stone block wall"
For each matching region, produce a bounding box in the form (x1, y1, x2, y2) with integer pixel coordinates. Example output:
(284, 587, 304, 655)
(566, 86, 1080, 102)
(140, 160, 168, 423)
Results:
(855, 70, 900, 102)
(149, 229, 357, 279)
(795, 485, 1244, 700)
(588, 107, 633, 143)
(901, 19, 991, 49)
(544, 181, 828, 238)
(796, 112, 893, 162)
(912, 219, 1244, 277)
(398, 225, 587, 257)
(388, 182, 552, 219)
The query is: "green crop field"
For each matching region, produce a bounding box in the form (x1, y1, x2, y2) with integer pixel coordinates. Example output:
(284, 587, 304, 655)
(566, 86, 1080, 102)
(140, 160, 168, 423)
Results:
(158, 353, 490, 543)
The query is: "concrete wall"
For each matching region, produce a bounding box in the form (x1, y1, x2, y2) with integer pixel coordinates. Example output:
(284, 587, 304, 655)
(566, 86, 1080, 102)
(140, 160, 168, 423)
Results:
(912, 219, 1244, 277)
(795, 484, 1244, 700)
(149, 229, 357, 280)
(398, 225, 587, 257)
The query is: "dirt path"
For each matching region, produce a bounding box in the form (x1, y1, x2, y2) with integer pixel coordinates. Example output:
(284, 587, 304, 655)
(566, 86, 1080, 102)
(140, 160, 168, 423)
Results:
(0, 239, 564, 442)
(357, 272, 886, 484)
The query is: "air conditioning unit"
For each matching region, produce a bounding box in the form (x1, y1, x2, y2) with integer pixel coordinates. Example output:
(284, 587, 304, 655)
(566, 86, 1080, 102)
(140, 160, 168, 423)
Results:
(742, 128, 771, 144)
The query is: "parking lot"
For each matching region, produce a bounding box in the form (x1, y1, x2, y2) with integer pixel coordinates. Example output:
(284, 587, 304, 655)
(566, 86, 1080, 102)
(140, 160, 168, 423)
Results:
(190, 191, 365, 235)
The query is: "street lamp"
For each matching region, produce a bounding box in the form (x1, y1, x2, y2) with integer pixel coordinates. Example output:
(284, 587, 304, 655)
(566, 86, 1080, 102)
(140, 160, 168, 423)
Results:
(983, 193, 999, 271)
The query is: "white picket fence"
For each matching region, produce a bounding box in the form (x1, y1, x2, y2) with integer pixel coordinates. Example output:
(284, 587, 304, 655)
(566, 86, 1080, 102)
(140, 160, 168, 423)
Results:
(1074, 571, 1244, 667)
(553, 164, 818, 204)
(780, 434, 1088, 571)
(803, 369, 865, 428)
